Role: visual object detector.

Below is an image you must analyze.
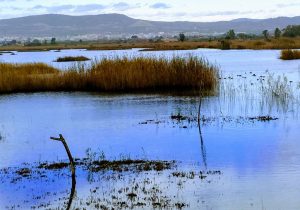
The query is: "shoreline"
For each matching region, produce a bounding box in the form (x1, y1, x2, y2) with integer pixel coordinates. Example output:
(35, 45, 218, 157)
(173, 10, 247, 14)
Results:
(1, 38, 300, 52)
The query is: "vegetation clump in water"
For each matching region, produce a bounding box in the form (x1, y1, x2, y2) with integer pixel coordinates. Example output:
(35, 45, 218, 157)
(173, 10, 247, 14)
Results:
(16, 168, 31, 177)
(280, 49, 300, 60)
(37, 158, 175, 173)
(55, 56, 90, 62)
(0, 56, 219, 94)
(38, 162, 69, 170)
(249, 116, 279, 122)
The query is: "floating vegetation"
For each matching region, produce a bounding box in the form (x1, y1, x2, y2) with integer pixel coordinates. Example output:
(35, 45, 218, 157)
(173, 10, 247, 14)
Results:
(0, 158, 221, 209)
(38, 162, 69, 170)
(16, 168, 31, 177)
(89, 159, 175, 172)
(248, 116, 279, 122)
(140, 114, 280, 128)
(36, 158, 175, 173)
(139, 119, 165, 125)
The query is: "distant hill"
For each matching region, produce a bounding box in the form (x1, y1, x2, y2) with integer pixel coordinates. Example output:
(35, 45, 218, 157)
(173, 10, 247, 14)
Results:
(0, 14, 299, 38)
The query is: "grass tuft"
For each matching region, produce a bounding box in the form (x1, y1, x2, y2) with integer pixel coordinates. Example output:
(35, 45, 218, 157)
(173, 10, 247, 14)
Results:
(55, 56, 90, 62)
(280, 49, 300, 60)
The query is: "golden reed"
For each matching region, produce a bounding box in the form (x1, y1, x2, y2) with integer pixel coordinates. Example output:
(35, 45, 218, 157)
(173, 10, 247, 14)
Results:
(0, 56, 219, 94)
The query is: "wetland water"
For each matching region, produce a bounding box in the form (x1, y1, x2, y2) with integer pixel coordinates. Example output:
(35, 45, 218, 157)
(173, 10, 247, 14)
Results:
(0, 49, 300, 209)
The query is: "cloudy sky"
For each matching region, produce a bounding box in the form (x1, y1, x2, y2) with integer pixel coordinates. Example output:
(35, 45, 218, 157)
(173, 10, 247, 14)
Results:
(0, 0, 299, 21)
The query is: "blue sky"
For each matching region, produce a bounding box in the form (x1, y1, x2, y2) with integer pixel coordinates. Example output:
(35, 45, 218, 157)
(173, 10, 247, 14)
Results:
(0, 0, 299, 21)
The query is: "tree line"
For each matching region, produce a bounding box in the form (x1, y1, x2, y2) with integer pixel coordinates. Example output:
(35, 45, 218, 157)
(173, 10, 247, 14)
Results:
(224, 25, 300, 40)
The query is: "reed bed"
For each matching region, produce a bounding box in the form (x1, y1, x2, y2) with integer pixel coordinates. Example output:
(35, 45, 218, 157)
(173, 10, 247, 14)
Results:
(55, 56, 90, 62)
(0, 56, 219, 94)
(1, 38, 300, 52)
(280, 49, 300, 60)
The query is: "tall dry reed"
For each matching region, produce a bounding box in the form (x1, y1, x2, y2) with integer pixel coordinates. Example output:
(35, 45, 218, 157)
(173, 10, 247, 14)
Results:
(280, 49, 300, 60)
(0, 56, 219, 94)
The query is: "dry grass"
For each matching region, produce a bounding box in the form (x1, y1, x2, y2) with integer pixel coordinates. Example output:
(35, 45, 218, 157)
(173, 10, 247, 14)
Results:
(0, 63, 60, 93)
(0, 56, 219, 94)
(1, 37, 300, 52)
(280, 49, 300, 60)
(55, 56, 90, 62)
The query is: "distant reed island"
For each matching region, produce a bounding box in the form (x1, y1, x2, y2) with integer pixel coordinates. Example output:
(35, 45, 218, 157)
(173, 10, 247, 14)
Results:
(0, 56, 219, 94)
(55, 56, 90, 62)
(280, 49, 300, 60)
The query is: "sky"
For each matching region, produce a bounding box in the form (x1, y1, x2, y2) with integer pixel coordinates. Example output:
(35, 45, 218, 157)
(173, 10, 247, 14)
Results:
(0, 0, 299, 21)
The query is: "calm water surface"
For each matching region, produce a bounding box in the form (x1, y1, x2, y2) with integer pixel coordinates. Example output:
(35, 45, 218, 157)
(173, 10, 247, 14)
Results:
(0, 49, 300, 209)
(0, 48, 299, 75)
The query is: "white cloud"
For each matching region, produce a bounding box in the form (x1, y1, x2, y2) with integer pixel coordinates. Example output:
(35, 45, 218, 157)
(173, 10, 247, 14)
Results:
(0, 0, 299, 21)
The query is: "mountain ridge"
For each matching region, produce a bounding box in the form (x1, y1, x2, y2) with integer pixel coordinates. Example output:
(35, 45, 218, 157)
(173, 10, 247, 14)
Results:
(0, 14, 299, 38)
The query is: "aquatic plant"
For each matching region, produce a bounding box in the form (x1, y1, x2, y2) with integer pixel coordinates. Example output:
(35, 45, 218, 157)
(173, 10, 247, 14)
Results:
(261, 74, 293, 103)
(55, 56, 90, 62)
(280, 49, 300, 60)
(0, 56, 219, 94)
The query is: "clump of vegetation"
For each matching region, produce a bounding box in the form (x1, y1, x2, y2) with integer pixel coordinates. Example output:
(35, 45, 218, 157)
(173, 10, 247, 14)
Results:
(283, 25, 300, 37)
(219, 40, 231, 50)
(37, 158, 175, 173)
(225, 29, 236, 40)
(0, 56, 219, 94)
(0, 63, 60, 93)
(274, 28, 282, 39)
(38, 162, 69, 170)
(170, 113, 189, 121)
(259, 74, 294, 109)
(178, 33, 186, 42)
(16, 168, 31, 177)
(249, 116, 279, 122)
(280, 49, 300, 60)
(90, 159, 174, 172)
(262, 30, 270, 41)
(55, 56, 90, 62)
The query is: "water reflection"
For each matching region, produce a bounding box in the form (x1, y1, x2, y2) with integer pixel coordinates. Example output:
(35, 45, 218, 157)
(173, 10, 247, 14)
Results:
(198, 97, 207, 170)
(67, 174, 76, 210)
(198, 119, 207, 170)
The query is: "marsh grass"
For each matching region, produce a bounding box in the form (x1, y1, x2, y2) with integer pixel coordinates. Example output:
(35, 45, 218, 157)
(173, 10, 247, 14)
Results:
(55, 56, 90, 62)
(280, 49, 300, 60)
(0, 56, 219, 94)
(1, 38, 300, 52)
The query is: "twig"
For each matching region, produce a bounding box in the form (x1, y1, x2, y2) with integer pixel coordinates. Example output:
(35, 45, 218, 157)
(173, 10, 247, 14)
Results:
(50, 134, 76, 210)
(50, 134, 75, 176)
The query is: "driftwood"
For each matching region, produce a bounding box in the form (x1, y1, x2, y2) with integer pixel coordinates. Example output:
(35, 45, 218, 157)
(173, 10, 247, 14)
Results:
(197, 91, 207, 170)
(50, 134, 76, 210)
